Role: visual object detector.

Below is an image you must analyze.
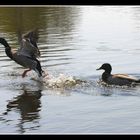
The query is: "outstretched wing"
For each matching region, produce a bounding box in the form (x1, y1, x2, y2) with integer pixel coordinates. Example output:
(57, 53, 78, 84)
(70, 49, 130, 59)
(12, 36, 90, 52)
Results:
(17, 29, 40, 59)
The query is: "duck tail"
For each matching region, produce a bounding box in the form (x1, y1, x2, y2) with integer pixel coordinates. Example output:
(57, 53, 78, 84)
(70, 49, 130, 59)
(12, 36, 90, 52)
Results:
(35, 59, 43, 77)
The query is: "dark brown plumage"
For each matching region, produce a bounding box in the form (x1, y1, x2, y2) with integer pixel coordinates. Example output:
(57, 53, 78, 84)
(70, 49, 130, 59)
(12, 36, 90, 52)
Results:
(0, 30, 43, 78)
(96, 63, 140, 86)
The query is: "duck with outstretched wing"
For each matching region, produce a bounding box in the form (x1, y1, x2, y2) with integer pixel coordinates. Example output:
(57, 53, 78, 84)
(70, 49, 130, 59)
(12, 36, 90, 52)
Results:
(0, 29, 44, 78)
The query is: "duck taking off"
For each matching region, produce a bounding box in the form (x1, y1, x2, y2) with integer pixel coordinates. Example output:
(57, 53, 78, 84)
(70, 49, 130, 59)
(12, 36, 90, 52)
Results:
(0, 29, 44, 78)
(96, 63, 140, 86)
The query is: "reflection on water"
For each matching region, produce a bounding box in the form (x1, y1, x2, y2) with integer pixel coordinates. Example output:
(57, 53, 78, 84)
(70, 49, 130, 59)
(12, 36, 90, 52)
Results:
(2, 86, 42, 133)
(0, 7, 81, 39)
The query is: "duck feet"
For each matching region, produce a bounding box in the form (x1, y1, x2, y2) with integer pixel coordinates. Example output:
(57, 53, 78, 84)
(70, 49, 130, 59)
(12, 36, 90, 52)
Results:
(22, 69, 31, 78)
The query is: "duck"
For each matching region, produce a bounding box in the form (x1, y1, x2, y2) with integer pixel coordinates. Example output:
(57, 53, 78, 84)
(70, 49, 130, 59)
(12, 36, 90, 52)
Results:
(96, 63, 140, 86)
(0, 29, 44, 78)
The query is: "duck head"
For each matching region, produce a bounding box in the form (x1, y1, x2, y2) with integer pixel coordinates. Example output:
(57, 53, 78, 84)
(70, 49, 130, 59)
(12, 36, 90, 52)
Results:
(0, 37, 13, 59)
(96, 63, 112, 74)
(0, 38, 9, 48)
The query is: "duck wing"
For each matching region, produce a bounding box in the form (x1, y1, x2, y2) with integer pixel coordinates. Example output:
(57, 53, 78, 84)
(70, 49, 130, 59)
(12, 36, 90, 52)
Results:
(107, 74, 140, 86)
(113, 74, 139, 81)
(17, 29, 40, 59)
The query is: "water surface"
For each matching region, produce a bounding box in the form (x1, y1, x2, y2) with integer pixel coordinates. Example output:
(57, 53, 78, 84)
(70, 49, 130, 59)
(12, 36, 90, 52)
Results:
(0, 6, 140, 134)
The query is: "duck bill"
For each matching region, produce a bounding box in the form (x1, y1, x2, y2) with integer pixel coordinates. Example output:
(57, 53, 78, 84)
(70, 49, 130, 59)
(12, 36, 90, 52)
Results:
(96, 67, 102, 70)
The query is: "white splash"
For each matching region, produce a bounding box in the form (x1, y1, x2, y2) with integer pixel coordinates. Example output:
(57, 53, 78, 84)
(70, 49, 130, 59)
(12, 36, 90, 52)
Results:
(43, 73, 77, 88)
(28, 70, 86, 89)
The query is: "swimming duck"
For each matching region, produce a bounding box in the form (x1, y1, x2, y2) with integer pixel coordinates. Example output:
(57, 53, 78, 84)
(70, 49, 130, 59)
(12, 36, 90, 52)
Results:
(96, 63, 140, 86)
(0, 29, 43, 78)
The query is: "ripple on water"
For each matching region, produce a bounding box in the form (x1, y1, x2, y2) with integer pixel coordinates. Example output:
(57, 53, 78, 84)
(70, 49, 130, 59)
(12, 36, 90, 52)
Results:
(95, 79, 140, 97)
(2, 69, 140, 98)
